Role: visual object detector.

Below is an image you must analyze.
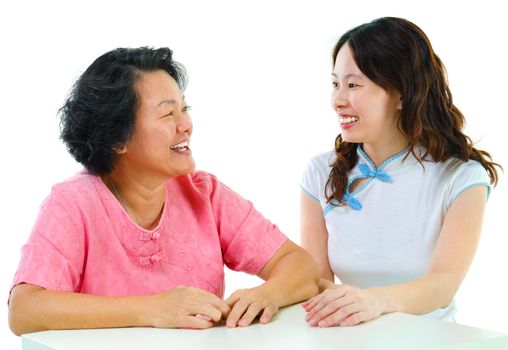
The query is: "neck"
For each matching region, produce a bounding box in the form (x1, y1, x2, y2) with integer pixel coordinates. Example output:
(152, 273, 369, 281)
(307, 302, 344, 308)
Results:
(362, 137, 409, 168)
(103, 167, 166, 230)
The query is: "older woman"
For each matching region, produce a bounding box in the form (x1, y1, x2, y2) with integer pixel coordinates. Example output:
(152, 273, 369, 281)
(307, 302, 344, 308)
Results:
(8, 47, 319, 335)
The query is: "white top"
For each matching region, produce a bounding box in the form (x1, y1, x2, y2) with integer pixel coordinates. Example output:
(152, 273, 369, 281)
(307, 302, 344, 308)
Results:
(22, 304, 506, 350)
(301, 145, 491, 321)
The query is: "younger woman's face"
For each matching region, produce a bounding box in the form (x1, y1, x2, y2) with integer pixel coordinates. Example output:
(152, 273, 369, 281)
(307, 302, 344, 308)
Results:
(331, 43, 403, 148)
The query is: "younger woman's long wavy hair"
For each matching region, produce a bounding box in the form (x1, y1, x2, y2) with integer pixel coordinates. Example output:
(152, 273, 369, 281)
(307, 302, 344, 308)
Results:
(325, 17, 501, 205)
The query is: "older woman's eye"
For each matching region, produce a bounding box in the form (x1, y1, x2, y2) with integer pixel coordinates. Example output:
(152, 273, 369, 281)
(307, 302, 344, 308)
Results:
(183, 105, 192, 112)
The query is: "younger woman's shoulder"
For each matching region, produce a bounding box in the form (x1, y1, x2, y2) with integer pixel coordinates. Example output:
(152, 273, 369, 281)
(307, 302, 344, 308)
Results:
(306, 150, 336, 173)
(439, 157, 489, 179)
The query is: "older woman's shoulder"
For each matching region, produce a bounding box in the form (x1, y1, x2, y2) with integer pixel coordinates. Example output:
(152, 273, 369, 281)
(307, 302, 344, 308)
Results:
(168, 171, 226, 196)
(49, 170, 101, 202)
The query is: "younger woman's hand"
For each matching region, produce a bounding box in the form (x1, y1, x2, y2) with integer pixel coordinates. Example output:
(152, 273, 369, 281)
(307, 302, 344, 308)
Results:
(302, 284, 384, 327)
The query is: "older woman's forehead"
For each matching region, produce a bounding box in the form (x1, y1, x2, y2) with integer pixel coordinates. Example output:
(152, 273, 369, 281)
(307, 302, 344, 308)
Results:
(136, 70, 184, 107)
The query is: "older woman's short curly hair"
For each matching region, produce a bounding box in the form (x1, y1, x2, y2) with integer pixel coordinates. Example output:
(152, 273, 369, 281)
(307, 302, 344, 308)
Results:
(59, 47, 187, 174)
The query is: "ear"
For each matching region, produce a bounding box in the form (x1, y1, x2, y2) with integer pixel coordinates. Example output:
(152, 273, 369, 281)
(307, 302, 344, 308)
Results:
(113, 143, 127, 154)
(397, 94, 402, 111)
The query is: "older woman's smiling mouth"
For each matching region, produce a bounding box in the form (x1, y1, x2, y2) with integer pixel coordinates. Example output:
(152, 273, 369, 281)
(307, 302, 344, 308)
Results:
(170, 140, 191, 155)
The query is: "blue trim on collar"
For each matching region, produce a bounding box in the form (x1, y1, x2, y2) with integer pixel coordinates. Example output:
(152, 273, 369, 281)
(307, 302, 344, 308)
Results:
(325, 146, 411, 215)
(359, 163, 391, 182)
(323, 201, 337, 215)
(357, 145, 409, 172)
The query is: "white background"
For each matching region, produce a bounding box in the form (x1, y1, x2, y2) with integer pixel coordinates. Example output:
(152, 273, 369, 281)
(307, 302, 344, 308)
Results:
(1, 0, 507, 347)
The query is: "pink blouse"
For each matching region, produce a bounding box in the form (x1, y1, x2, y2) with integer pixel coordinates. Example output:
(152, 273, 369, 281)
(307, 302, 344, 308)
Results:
(11, 171, 287, 299)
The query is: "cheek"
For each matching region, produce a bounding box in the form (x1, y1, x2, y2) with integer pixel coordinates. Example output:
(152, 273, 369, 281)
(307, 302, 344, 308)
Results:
(330, 90, 338, 109)
(349, 93, 367, 115)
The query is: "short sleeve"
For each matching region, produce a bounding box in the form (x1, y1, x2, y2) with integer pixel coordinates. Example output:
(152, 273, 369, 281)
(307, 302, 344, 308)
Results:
(199, 173, 288, 275)
(444, 159, 492, 209)
(300, 151, 334, 206)
(10, 186, 86, 298)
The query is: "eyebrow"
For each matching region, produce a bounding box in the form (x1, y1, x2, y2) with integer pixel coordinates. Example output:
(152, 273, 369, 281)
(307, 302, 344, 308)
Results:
(157, 99, 176, 107)
(157, 95, 186, 107)
(331, 73, 363, 79)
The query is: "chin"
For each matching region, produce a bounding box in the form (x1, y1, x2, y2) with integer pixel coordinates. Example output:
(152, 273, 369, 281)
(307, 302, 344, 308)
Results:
(341, 134, 362, 144)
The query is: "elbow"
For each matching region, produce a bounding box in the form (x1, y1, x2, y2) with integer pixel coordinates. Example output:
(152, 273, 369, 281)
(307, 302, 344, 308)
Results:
(9, 303, 26, 336)
(427, 272, 461, 311)
(303, 254, 321, 299)
(439, 290, 456, 309)
(8, 286, 44, 336)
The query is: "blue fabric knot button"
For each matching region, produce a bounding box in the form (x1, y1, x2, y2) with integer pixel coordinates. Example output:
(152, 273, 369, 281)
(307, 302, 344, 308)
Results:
(342, 192, 362, 211)
(359, 163, 391, 182)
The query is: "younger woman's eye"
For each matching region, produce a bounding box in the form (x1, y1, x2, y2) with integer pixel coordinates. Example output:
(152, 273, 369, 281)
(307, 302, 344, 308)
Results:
(348, 83, 359, 88)
(332, 81, 339, 88)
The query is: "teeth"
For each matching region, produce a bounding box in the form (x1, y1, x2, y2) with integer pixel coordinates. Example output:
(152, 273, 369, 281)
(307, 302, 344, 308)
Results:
(170, 140, 189, 149)
(339, 116, 359, 124)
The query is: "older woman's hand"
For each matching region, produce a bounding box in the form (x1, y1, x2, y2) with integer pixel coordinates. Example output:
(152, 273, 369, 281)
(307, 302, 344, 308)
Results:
(224, 285, 279, 327)
(145, 286, 230, 329)
(302, 284, 385, 327)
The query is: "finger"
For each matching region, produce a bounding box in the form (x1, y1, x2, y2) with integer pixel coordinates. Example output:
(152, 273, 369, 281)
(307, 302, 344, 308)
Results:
(215, 302, 231, 319)
(305, 287, 348, 313)
(224, 289, 244, 308)
(206, 298, 231, 318)
(226, 298, 250, 328)
(305, 289, 347, 320)
(302, 296, 319, 311)
(238, 303, 263, 327)
(259, 306, 276, 324)
(195, 314, 212, 321)
(318, 303, 361, 328)
(180, 316, 214, 329)
(339, 311, 369, 327)
(195, 304, 223, 323)
(306, 296, 353, 325)
(302, 293, 324, 311)
(188, 288, 231, 318)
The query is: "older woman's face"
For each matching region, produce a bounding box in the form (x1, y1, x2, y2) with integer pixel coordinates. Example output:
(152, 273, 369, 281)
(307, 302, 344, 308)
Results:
(121, 69, 194, 180)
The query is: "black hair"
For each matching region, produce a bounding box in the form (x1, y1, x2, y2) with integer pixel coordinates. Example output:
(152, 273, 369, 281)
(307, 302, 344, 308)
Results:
(59, 47, 187, 174)
(326, 17, 500, 205)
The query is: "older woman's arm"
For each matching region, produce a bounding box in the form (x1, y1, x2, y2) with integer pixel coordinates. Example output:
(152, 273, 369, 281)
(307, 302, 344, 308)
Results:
(224, 240, 320, 327)
(9, 283, 230, 335)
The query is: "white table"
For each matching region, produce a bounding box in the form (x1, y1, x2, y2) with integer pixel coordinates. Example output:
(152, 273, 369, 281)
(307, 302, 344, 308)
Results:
(22, 304, 507, 350)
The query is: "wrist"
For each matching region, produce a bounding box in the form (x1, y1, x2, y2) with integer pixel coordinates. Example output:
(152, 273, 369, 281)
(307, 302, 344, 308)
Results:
(318, 278, 336, 292)
(129, 295, 154, 327)
(371, 287, 397, 314)
(256, 281, 284, 307)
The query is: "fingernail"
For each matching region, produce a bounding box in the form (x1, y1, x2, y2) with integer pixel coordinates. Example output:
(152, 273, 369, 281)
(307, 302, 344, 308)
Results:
(318, 321, 327, 327)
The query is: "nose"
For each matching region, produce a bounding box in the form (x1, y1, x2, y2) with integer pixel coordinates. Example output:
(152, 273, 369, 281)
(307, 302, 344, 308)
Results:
(177, 111, 193, 135)
(331, 85, 348, 110)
